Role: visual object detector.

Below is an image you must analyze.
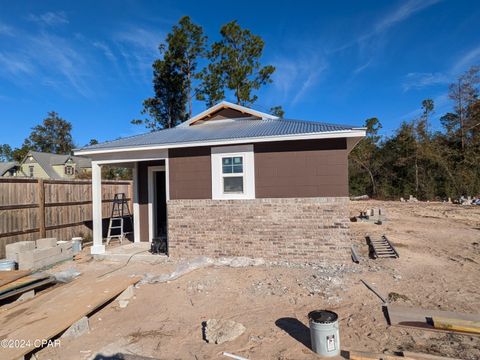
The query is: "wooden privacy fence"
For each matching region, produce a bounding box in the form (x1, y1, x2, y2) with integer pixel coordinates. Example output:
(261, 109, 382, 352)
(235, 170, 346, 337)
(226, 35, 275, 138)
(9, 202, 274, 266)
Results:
(0, 178, 132, 258)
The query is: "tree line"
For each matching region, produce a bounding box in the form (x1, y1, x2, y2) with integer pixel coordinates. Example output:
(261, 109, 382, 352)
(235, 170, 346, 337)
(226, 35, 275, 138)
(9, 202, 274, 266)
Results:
(349, 66, 480, 200)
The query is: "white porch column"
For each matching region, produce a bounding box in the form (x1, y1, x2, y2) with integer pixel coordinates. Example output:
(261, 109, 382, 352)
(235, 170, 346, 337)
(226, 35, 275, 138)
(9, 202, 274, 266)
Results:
(91, 161, 105, 254)
(133, 162, 141, 243)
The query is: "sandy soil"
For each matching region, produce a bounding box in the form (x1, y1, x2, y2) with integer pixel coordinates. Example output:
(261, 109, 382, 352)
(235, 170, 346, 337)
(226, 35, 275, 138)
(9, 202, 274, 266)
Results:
(32, 201, 480, 360)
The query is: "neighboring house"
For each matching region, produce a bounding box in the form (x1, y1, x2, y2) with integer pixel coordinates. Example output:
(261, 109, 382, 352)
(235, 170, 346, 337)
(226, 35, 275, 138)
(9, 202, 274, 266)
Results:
(75, 101, 366, 262)
(20, 151, 92, 179)
(0, 161, 20, 177)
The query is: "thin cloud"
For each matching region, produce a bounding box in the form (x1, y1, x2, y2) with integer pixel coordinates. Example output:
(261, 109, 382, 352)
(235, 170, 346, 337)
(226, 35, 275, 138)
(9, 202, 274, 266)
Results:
(0, 52, 34, 76)
(114, 27, 163, 83)
(28, 11, 69, 27)
(93, 41, 117, 62)
(329, 0, 441, 74)
(272, 53, 328, 106)
(451, 45, 480, 74)
(402, 44, 480, 91)
(0, 23, 14, 36)
(374, 0, 441, 34)
(402, 72, 450, 91)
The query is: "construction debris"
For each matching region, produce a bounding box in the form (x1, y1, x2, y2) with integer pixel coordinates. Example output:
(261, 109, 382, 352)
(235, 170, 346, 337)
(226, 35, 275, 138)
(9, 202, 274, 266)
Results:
(117, 284, 135, 308)
(0, 273, 141, 359)
(203, 319, 246, 344)
(432, 316, 480, 334)
(0, 272, 55, 301)
(351, 245, 360, 263)
(223, 352, 249, 360)
(61, 316, 90, 339)
(354, 208, 387, 223)
(351, 194, 370, 201)
(385, 304, 480, 335)
(360, 279, 387, 304)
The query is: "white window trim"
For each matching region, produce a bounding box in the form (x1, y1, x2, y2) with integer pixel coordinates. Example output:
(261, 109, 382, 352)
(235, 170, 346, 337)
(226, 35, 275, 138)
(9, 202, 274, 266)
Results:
(211, 145, 255, 200)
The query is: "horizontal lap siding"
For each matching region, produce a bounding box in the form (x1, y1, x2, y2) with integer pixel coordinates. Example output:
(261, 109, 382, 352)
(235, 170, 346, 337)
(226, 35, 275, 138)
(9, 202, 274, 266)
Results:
(254, 139, 349, 198)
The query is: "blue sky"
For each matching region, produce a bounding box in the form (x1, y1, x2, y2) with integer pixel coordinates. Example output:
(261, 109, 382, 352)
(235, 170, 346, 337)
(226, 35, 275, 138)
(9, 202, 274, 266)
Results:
(0, 0, 479, 148)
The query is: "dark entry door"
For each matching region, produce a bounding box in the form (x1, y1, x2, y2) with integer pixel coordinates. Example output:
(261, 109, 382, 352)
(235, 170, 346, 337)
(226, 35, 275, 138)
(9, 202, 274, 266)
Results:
(154, 171, 167, 252)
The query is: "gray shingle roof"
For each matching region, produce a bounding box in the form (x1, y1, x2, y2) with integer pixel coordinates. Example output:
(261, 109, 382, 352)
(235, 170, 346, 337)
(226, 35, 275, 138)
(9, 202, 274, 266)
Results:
(78, 118, 359, 152)
(25, 151, 91, 179)
(0, 161, 18, 176)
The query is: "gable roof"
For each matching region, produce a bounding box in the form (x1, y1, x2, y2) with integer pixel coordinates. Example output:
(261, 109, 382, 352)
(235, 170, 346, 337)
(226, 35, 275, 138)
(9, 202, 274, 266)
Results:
(75, 102, 366, 156)
(0, 161, 18, 176)
(23, 151, 91, 179)
(76, 117, 365, 155)
(179, 101, 278, 127)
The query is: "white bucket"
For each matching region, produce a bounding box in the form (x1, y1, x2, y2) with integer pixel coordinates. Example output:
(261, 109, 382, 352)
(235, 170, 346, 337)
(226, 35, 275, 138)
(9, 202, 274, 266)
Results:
(308, 310, 340, 357)
(71, 237, 83, 254)
(0, 259, 16, 271)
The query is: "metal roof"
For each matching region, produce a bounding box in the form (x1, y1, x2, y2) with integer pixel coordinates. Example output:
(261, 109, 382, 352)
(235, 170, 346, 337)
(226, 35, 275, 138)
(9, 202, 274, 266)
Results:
(77, 118, 360, 152)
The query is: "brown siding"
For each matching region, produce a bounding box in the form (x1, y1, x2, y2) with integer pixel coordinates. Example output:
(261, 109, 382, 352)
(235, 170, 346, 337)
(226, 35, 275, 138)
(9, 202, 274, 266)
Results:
(254, 139, 349, 198)
(168, 147, 212, 199)
(137, 160, 164, 241)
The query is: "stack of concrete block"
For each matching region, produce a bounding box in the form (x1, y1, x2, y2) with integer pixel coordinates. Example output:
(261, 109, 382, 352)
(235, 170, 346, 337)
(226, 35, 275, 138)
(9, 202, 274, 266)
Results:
(5, 237, 74, 271)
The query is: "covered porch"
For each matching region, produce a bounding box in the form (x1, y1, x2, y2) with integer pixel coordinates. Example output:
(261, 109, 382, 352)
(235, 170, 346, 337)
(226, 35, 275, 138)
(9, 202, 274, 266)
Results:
(89, 149, 170, 255)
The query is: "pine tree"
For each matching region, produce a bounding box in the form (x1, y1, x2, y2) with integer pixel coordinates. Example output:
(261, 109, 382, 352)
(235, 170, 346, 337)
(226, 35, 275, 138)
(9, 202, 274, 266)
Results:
(197, 20, 275, 107)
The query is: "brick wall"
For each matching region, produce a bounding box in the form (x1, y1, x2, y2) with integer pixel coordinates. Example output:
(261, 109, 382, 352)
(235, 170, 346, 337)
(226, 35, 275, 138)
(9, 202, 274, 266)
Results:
(167, 197, 350, 263)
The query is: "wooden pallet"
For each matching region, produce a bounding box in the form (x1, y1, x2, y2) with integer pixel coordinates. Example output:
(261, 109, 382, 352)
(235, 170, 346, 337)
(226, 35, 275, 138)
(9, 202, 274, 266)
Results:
(367, 235, 399, 259)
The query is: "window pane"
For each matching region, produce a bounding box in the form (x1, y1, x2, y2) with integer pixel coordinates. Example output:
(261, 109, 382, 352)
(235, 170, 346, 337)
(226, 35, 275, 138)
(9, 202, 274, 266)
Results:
(233, 165, 243, 173)
(233, 157, 243, 165)
(222, 157, 232, 165)
(223, 176, 243, 193)
(222, 165, 233, 174)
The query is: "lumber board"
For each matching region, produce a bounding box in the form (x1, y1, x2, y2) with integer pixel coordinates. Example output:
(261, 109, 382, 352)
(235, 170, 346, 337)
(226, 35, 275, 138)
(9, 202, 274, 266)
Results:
(0, 277, 55, 301)
(0, 274, 49, 295)
(0, 273, 140, 359)
(402, 351, 461, 360)
(0, 271, 30, 287)
(348, 350, 413, 360)
(386, 304, 480, 335)
(432, 316, 480, 334)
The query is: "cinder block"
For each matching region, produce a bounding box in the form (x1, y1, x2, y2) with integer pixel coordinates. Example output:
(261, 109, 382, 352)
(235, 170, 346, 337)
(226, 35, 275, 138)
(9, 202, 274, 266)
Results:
(5, 241, 35, 262)
(36, 237, 58, 249)
(57, 241, 73, 253)
(18, 247, 62, 270)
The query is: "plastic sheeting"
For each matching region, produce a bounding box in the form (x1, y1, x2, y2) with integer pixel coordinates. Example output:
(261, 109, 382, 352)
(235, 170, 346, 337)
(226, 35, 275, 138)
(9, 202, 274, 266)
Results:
(141, 256, 265, 284)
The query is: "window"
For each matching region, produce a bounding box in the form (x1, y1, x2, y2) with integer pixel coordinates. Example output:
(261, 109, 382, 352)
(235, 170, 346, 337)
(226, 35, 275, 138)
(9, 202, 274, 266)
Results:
(222, 156, 244, 194)
(29, 166, 34, 177)
(65, 165, 74, 175)
(211, 145, 255, 200)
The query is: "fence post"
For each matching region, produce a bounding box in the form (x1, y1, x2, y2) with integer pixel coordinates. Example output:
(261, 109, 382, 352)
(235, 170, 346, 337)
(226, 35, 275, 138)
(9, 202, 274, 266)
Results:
(38, 179, 46, 238)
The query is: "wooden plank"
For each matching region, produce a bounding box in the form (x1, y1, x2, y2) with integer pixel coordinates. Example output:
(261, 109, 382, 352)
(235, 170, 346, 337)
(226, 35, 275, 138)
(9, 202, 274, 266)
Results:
(386, 304, 480, 335)
(360, 279, 386, 303)
(0, 273, 141, 359)
(38, 179, 46, 238)
(432, 316, 480, 334)
(348, 350, 413, 360)
(0, 274, 50, 296)
(402, 351, 461, 360)
(0, 271, 31, 287)
(0, 277, 55, 301)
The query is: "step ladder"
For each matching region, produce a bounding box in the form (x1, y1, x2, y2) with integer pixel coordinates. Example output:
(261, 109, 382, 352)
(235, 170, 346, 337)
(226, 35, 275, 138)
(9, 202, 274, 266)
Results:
(106, 193, 132, 245)
(367, 235, 399, 259)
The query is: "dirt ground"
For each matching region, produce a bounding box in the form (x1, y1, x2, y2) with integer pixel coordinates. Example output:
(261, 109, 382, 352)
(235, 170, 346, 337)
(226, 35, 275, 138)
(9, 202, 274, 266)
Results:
(33, 200, 480, 360)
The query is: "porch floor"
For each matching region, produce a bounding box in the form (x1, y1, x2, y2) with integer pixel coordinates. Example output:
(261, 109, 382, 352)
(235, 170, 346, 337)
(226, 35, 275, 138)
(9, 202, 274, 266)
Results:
(93, 242, 168, 264)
